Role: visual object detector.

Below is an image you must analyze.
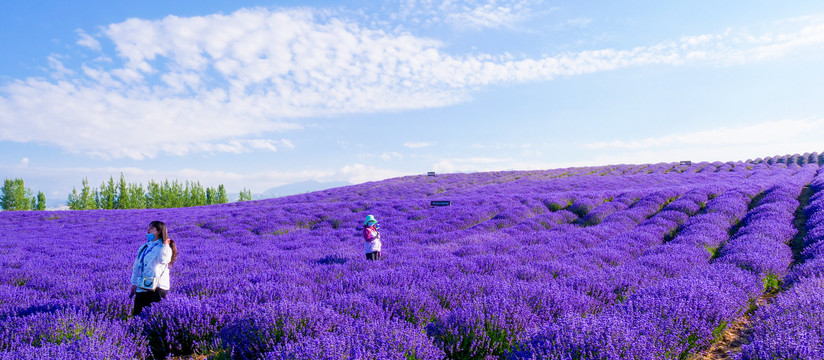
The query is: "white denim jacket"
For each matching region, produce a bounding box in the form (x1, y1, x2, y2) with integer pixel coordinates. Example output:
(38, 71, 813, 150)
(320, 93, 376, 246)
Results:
(130, 239, 173, 292)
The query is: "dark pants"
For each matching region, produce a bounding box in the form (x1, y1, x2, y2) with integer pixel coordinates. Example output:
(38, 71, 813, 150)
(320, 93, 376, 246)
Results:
(133, 288, 168, 316)
(366, 251, 381, 260)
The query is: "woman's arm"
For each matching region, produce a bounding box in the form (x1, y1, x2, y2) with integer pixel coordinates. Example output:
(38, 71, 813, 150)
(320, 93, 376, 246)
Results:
(130, 244, 145, 286)
(159, 240, 173, 265)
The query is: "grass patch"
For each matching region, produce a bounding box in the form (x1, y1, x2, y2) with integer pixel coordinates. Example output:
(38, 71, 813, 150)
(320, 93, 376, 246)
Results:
(762, 274, 782, 294)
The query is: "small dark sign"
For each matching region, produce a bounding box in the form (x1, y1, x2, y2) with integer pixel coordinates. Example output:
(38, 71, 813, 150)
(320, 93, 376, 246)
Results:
(431, 200, 451, 206)
(427, 171, 436, 176)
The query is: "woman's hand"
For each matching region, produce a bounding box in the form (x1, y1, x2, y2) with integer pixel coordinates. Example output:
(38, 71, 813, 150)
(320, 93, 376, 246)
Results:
(129, 285, 136, 298)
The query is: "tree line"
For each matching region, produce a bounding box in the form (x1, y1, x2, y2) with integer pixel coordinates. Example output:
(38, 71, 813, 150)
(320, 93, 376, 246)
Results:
(1, 175, 255, 211)
(67, 174, 234, 210)
(0, 178, 46, 211)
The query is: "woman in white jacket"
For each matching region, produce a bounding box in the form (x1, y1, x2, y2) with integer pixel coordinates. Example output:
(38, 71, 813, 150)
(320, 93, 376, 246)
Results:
(130, 220, 178, 316)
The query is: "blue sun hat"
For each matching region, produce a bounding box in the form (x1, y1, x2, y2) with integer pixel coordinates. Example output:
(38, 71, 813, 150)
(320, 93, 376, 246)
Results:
(364, 215, 377, 227)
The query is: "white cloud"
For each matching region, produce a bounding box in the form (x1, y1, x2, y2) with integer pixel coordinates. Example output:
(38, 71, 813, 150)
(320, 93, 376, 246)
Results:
(3, 8, 824, 159)
(280, 138, 295, 150)
(403, 141, 433, 148)
(432, 156, 511, 172)
(585, 118, 824, 150)
(582, 118, 824, 163)
(380, 152, 403, 161)
(76, 30, 102, 51)
(341, 163, 405, 183)
(445, 1, 531, 31)
(46, 56, 73, 78)
(397, 0, 537, 31)
(20, 157, 29, 167)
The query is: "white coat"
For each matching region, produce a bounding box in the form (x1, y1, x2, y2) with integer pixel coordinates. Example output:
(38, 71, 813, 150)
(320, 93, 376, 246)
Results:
(131, 239, 173, 292)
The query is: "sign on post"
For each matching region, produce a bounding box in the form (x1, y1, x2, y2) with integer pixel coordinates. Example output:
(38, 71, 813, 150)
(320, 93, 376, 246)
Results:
(430, 200, 451, 207)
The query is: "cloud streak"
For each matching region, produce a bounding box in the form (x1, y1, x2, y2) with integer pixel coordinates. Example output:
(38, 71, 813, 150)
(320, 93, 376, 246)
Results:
(403, 141, 433, 148)
(584, 118, 824, 150)
(3, 7, 824, 159)
(582, 118, 824, 164)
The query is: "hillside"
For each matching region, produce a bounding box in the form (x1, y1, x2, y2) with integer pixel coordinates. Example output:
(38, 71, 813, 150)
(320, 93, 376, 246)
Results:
(1, 154, 823, 359)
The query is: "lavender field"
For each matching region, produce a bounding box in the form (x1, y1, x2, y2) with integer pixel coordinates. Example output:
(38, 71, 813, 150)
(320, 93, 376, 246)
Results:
(2, 154, 824, 359)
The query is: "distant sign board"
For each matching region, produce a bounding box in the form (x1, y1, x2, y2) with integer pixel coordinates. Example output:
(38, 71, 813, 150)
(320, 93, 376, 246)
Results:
(427, 172, 436, 176)
(680, 161, 692, 165)
(430, 201, 451, 207)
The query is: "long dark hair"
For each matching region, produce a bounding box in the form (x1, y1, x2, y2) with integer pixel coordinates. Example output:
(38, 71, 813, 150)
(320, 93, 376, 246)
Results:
(150, 220, 178, 267)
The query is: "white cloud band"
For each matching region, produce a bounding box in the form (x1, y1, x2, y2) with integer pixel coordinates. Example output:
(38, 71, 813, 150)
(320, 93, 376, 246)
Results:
(3, 7, 824, 159)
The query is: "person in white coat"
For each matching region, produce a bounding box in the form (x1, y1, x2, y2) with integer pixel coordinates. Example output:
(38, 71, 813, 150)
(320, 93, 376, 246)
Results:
(363, 214, 382, 260)
(130, 220, 178, 316)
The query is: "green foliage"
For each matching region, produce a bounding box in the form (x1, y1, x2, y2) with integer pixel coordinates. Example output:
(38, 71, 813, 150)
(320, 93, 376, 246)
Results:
(67, 178, 97, 210)
(97, 176, 118, 209)
(1, 178, 35, 211)
(67, 175, 237, 210)
(35, 191, 47, 210)
(762, 274, 782, 293)
(216, 184, 228, 204)
(239, 187, 253, 201)
(703, 245, 720, 258)
(712, 321, 728, 342)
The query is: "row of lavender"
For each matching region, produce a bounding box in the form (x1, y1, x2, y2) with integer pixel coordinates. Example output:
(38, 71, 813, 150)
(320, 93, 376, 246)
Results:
(513, 163, 816, 359)
(737, 166, 824, 359)
(0, 160, 821, 359)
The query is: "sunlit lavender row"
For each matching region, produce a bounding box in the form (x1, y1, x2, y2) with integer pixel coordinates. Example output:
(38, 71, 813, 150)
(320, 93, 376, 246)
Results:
(738, 166, 824, 359)
(1, 155, 823, 359)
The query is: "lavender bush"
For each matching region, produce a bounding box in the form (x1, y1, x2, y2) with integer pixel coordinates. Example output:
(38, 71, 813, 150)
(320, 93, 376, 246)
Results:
(1, 157, 823, 359)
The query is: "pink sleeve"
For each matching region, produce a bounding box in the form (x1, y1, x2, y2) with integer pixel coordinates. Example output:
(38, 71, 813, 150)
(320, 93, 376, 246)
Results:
(363, 227, 376, 241)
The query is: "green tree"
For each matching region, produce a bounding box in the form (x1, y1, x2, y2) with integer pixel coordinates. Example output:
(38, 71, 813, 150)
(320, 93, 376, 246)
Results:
(99, 176, 117, 210)
(128, 183, 146, 209)
(68, 178, 97, 210)
(238, 187, 252, 201)
(116, 173, 129, 209)
(216, 184, 228, 204)
(146, 180, 161, 209)
(35, 191, 46, 210)
(69, 175, 238, 210)
(170, 180, 184, 208)
(1, 178, 33, 211)
(67, 188, 80, 209)
(189, 181, 206, 206)
(93, 188, 103, 209)
(205, 187, 215, 205)
(81, 178, 97, 210)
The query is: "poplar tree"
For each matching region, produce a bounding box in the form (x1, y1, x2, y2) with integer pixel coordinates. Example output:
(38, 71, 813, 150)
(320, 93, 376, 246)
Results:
(117, 173, 129, 209)
(68, 178, 96, 210)
(35, 191, 46, 210)
(206, 187, 215, 205)
(1, 178, 33, 211)
(189, 181, 206, 206)
(68, 175, 238, 209)
(216, 185, 228, 204)
(128, 183, 146, 209)
(99, 176, 117, 210)
(80, 178, 96, 210)
(239, 188, 253, 201)
(146, 180, 160, 209)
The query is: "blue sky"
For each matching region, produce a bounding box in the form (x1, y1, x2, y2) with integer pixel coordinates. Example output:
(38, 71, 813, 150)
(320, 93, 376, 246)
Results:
(3, 1, 824, 206)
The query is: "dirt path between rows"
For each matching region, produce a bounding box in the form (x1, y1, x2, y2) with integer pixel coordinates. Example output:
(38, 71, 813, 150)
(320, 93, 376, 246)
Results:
(692, 293, 774, 360)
